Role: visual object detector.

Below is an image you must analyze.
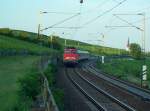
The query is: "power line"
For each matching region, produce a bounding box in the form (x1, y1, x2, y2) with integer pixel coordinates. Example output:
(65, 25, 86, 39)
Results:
(112, 0, 120, 3)
(47, 26, 82, 29)
(81, 0, 127, 27)
(40, 11, 79, 15)
(113, 14, 143, 31)
(105, 25, 138, 28)
(134, 5, 150, 13)
(40, 13, 80, 31)
(83, 0, 111, 14)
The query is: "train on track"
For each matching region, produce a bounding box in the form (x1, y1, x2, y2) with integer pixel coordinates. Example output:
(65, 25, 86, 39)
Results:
(63, 47, 89, 65)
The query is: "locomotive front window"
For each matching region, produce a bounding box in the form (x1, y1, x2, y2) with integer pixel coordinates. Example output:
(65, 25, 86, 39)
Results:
(64, 49, 77, 54)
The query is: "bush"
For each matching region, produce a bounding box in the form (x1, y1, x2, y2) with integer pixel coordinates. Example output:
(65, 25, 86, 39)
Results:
(53, 88, 64, 111)
(11, 97, 32, 111)
(19, 32, 29, 40)
(44, 64, 57, 87)
(18, 68, 41, 100)
(0, 28, 12, 36)
(129, 43, 142, 59)
(44, 63, 64, 111)
(51, 36, 62, 50)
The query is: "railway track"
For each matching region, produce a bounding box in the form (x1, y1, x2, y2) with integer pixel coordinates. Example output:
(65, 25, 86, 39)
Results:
(65, 67, 135, 111)
(89, 62, 150, 94)
(86, 62, 150, 99)
(79, 61, 150, 111)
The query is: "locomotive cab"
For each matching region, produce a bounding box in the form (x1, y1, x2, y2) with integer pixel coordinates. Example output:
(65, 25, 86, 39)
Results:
(63, 47, 79, 65)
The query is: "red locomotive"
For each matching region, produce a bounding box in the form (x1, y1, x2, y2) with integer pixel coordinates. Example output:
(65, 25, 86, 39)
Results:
(63, 47, 89, 65)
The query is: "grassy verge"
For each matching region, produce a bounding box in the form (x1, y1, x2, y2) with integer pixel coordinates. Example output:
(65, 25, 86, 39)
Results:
(44, 64, 64, 111)
(0, 56, 40, 111)
(96, 58, 150, 88)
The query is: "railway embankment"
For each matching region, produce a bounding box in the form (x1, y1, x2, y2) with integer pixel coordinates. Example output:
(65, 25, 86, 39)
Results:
(96, 58, 150, 89)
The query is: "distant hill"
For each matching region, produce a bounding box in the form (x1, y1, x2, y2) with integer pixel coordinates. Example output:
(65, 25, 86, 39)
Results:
(0, 28, 128, 55)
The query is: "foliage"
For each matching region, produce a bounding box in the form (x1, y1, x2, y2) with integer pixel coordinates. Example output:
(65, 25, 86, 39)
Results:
(0, 35, 53, 55)
(16, 60, 42, 110)
(0, 28, 128, 56)
(0, 28, 63, 51)
(146, 52, 150, 57)
(0, 56, 40, 111)
(44, 64, 57, 87)
(19, 31, 29, 40)
(18, 68, 41, 100)
(11, 97, 32, 111)
(96, 58, 150, 86)
(129, 43, 142, 59)
(53, 88, 64, 111)
(52, 36, 63, 50)
(44, 63, 64, 111)
(0, 28, 12, 36)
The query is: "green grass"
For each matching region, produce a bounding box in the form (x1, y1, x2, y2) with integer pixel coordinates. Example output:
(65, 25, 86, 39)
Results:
(0, 28, 128, 55)
(96, 58, 150, 87)
(0, 56, 40, 111)
(0, 35, 52, 54)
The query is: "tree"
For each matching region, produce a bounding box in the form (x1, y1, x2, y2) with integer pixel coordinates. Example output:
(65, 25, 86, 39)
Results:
(50, 36, 62, 50)
(129, 43, 142, 59)
(19, 31, 29, 39)
(0, 28, 11, 36)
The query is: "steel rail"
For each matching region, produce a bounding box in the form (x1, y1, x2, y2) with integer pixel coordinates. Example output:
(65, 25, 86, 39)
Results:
(89, 63, 150, 94)
(74, 68, 136, 111)
(85, 62, 150, 101)
(65, 68, 107, 111)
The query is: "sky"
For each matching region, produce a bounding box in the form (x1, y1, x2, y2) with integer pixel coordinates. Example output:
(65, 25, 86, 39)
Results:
(0, 0, 150, 51)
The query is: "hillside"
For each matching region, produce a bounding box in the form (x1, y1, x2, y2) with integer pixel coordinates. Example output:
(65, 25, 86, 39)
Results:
(0, 28, 128, 55)
(0, 34, 55, 55)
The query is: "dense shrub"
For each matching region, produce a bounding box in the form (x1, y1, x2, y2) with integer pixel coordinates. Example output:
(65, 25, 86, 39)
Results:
(53, 88, 64, 111)
(0, 28, 12, 36)
(129, 43, 142, 59)
(19, 32, 29, 40)
(52, 36, 63, 50)
(44, 63, 64, 111)
(44, 64, 57, 87)
(18, 68, 41, 100)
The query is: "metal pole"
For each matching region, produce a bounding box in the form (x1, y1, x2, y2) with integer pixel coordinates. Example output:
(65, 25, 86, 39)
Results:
(38, 24, 41, 39)
(142, 13, 146, 87)
(51, 35, 53, 49)
(38, 11, 42, 39)
(140, 13, 146, 87)
(65, 39, 67, 46)
(143, 13, 146, 59)
(78, 42, 80, 47)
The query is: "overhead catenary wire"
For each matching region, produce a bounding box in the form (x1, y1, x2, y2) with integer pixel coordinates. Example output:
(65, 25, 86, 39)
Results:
(81, 0, 127, 27)
(134, 5, 150, 13)
(112, 0, 120, 3)
(41, 0, 112, 16)
(113, 14, 143, 31)
(40, 13, 80, 31)
(83, 0, 112, 14)
(40, 11, 80, 15)
(47, 27, 82, 29)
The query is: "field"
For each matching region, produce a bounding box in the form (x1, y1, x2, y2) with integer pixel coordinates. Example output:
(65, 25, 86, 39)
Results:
(0, 35, 52, 54)
(0, 56, 40, 111)
(96, 58, 150, 87)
